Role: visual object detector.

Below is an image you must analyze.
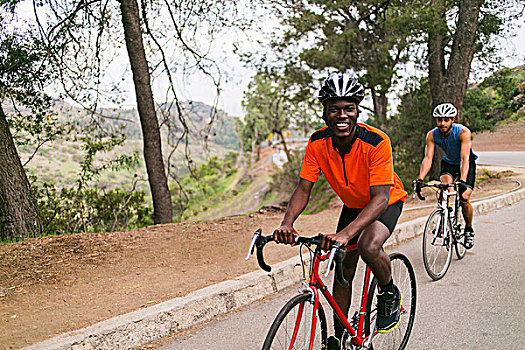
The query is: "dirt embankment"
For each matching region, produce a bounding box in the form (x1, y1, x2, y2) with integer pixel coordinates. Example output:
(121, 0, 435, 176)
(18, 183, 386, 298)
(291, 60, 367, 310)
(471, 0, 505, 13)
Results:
(472, 120, 525, 151)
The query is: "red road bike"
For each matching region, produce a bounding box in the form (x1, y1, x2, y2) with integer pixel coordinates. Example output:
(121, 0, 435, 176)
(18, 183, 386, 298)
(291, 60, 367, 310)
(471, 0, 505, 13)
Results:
(245, 229, 417, 350)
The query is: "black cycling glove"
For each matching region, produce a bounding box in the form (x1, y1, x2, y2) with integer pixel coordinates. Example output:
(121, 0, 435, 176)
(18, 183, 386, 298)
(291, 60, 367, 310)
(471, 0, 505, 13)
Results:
(458, 180, 469, 202)
(414, 179, 424, 200)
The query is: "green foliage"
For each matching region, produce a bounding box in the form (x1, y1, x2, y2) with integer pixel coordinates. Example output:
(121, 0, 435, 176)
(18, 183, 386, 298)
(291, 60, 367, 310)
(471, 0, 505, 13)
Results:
(241, 66, 317, 153)
(171, 151, 240, 221)
(389, 65, 525, 191)
(271, 0, 434, 124)
(0, 1, 67, 154)
(0, 2, 54, 114)
(75, 123, 139, 185)
(11, 117, 145, 240)
(463, 65, 525, 131)
(462, 88, 500, 132)
(32, 181, 153, 235)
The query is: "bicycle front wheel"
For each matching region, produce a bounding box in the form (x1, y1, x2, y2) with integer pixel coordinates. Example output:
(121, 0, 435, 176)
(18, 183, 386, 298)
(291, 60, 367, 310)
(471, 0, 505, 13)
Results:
(262, 292, 327, 350)
(365, 253, 417, 350)
(422, 209, 453, 280)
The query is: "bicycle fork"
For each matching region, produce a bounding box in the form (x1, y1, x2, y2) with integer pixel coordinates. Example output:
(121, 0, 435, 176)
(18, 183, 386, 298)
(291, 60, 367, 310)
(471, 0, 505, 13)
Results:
(433, 194, 450, 247)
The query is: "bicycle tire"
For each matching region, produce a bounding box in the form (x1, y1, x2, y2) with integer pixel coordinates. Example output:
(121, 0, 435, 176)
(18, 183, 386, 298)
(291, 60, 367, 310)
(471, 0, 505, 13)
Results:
(422, 209, 453, 280)
(262, 292, 328, 350)
(364, 253, 417, 350)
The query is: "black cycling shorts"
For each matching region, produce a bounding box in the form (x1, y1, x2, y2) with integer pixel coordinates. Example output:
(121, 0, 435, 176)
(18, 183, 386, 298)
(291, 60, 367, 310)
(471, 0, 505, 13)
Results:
(336, 200, 404, 246)
(440, 160, 476, 189)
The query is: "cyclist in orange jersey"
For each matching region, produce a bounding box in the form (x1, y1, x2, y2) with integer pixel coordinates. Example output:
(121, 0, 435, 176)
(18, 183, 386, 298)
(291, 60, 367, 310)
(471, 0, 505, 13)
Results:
(273, 73, 407, 349)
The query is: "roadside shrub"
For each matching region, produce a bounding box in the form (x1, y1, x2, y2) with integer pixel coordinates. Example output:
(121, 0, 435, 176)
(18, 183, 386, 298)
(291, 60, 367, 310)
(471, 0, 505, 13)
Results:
(32, 182, 153, 235)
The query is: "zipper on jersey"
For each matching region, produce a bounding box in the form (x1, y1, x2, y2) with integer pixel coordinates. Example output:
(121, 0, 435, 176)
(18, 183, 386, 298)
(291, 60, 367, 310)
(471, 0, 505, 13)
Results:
(339, 152, 349, 186)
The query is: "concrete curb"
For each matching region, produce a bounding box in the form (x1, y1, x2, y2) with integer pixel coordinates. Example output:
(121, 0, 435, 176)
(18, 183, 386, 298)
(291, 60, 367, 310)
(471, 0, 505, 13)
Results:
(23, 188, 525, 350)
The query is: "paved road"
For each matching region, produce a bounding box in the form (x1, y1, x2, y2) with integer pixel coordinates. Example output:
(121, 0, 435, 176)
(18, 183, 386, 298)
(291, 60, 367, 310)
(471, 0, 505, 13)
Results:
(156, 200, 525, 350)
(476, 151, 525, 167)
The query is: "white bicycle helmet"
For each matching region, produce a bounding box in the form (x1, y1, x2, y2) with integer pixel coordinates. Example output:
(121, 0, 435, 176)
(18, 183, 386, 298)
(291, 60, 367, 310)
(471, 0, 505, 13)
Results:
(318, 73, 365, 105)
(433, 103, 457, 118)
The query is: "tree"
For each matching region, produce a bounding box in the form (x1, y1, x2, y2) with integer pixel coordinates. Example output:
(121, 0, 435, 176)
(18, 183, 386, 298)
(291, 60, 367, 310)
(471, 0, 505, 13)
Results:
(265, 0, 429, 127)
(425, 0, 520, 178)
(0, 4, 45, 240)
(242, 68, 294, 161)
(26, 0, 248, 225)
(119, 0, 172, 223)
(427, 0, 484, 113)
(0, 107, 43, 240)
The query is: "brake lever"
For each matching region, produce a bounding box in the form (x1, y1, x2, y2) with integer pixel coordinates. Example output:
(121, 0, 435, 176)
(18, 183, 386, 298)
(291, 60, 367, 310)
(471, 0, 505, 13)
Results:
(324, 242, 340, 278)
(244, 228, 262, 261)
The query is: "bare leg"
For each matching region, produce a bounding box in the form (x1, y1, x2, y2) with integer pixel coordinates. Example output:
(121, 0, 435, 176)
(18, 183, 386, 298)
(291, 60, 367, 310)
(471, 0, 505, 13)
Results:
(460, 188, 473, 227)
(357, 221, 392, 286)
(440, 174, 453, 185)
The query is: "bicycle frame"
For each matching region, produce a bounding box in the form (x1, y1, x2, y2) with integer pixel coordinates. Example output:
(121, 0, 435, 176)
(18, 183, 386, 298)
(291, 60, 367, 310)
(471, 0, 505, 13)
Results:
(435, 184, 460, 240)
(300, 243, 375, 349)
(249, 231, 416, 350)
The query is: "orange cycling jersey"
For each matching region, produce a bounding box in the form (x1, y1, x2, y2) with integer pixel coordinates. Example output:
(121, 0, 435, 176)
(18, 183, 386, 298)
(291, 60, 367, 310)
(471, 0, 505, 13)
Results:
(300, 124, 407, 209)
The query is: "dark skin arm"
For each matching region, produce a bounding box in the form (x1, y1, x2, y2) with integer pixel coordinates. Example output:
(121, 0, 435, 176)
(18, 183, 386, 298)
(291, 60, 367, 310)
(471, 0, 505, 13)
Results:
(320, 185, 391, 251)
(273, 178, 314, 244)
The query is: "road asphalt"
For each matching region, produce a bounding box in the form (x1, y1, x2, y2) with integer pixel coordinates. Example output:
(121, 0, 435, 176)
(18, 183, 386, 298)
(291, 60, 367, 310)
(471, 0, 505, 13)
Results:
(159, 197, 525, 349)
(476, 151, 525, 168)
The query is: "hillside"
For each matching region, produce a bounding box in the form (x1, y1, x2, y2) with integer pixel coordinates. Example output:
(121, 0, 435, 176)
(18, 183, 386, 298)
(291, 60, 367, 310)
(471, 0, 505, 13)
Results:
(472, 119, 525, 151)
(17, 100, 240, 190)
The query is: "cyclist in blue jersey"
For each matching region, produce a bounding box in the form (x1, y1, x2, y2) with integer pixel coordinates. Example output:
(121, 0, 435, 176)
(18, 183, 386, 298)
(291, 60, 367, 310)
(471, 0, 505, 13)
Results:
(414, 103, 477, 249)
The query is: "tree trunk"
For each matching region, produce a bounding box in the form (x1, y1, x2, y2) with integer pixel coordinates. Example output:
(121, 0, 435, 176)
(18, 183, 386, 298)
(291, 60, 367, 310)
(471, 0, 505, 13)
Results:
(119, 0, 173, 224)
(370, 87, 388, 128)
(276, 130, 290, 162)
(428, 0, 483, 118)
(441, 0, 483, 119)
(0, 105, 42, 241)
(427, 0, 447, 105)
(427, 0, 483, 179)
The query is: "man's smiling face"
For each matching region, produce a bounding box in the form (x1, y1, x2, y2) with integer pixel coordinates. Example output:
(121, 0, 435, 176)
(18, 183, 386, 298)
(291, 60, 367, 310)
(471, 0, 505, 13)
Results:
(325, 99, 358, 141)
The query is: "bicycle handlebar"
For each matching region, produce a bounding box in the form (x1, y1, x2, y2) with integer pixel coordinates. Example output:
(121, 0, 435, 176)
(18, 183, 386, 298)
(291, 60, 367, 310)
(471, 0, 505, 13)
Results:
(244, 229, 349, 287)
(414, 181, 459, 200)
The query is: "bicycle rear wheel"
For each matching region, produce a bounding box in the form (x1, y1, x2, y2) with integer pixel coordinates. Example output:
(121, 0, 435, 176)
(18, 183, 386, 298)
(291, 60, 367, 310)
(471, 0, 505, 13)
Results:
(365, 253, 417, 350)
(262, 292, 327, 350)
(454, 229, 467, 259)
(454, 214, 467, 259)
(422, 209, 453, 280)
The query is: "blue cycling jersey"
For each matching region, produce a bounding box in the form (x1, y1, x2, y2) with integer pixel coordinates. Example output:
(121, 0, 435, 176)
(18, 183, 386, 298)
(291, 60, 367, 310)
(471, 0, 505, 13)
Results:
(432, 124, 478, 165)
